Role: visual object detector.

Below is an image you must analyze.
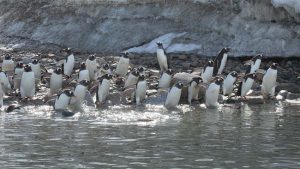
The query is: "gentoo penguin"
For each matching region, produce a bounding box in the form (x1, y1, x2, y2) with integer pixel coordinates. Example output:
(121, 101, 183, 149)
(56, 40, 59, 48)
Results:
(20, 65, 36, 98)
(165, 82, 183, 108)
(99, 63, 112, 77)
(86, 54, 97, 81)
(158, 69, 174, 89)
(250, 54, 262, 73)
(13, 62, 24, 90)
(138, 66, 145, 76)
(54, 89, 75, 110)
(50, 68, 63, 95)
(188, 77, 203, 104)
(73, 80, 90, 104)
(62, 48, 75, 77)
(156, 42, 169, 72)
(213, 48, 230, 75)
(262, 63, 278, 98)
(135, 74, 147, 105)
(0, 71, 12, 94)
(124, 68, 139, 88)
(2, 54, 14, 72)
(222, 71, 238, 96)
(96, 74, 112, 104)
(236, 73, 257, 97)
(29, 59, 42, 83)
(205, 78, 223, 108)
(115, 52, 130, 76)
(201, 60, 214, 83)
(78, 62, 90, 82)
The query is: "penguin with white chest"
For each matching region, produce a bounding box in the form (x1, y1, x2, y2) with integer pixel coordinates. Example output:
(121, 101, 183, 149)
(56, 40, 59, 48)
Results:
(236, 73, 257, 98)
(188, 77, 203, 104)
(2, 54, 14, 72)
(262, 63, 278, 98)
(205, 78, 223, 108)
(115, 52, 130, 77)
(135, 74, 147, 105)
(124, 68, 139, 88)
(13, 62, 24, 91)
(86, 54, 97, 81)
(96, 74, 112, 104)
(165, 82, 183, 108)
(158, 69, 174, 89)
(29, 59, 42, 84)
(62, 48, 75, 77)
(73, 80, 90, 104)
(54, 89, 75, 110)
(0, 82, 4, 108)
(156, 42, 169, 72)
(201, 60, 214, 83)
(213, 48, 230, 75)
(50, 67, 63, 95)
(20, 65, 36, 99)
(222, 71, 238, 96)
(250, 54, 262, 73)
(78, 62, 90, 82)
(0, 71, 12, 94)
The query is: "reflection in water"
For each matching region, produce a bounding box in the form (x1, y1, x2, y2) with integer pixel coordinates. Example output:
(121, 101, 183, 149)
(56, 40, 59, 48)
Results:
(0, 103, 299, 168)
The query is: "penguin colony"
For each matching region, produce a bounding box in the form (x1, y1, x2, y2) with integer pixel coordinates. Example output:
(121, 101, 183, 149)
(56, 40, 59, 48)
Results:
(0, 43, 278, 111)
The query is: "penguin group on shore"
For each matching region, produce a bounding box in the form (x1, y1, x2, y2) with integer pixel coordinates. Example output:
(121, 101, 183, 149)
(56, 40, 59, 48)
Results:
(0, 42, 279, 112)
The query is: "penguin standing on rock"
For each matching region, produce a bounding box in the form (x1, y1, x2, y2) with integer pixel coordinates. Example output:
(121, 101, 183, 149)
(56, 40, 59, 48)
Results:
(13, 62, 24, 91)
(29, 59, 42, 84)
(78, 62, 90, 82)
(135, 74, 147, 105)
(124, 68, 139, 88)
(158, 69, 173, 89)
(99, 63, 112, 77)
(50, 68, 63, 95)
(236, 73, 257, 98)
(156, 42, 169, 72)
(86, 54, 97, 81)
(62, 48, 75, 77)
(54, 89, 75, 110)
(20, 65, 35, 99)
(0, 71, 12, 94)
(213, 48, 230, 75)
(2, 54, 14, 72)
(73, 80, 90, 105)
(96, 74, 112, 104)
(205, 78, 223, 108)
(262, 63, 278, 98)
(201, 60, 214, 83)
(165, 82, 183, 108)
(250, 54, 262, 73)
(115, 52, 130, 77)
(222, 71, 238, 96)
(188, 77, 203, 104)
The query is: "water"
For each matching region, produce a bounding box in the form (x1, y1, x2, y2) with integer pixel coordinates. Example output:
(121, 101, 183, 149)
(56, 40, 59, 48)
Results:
(0, 102, 300, 169)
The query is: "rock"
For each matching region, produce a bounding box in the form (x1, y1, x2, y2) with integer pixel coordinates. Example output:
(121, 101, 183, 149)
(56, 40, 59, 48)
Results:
(178, 55, 188, 60)
(182, 62, 191, 69)
(286, 92, 300, 100)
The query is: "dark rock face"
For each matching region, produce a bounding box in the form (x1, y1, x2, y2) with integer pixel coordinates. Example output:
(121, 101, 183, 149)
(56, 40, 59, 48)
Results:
(0, 0, 300, 56)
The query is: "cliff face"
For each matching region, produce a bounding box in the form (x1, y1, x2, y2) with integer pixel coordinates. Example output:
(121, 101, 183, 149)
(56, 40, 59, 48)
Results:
(0, 0, 299, 57)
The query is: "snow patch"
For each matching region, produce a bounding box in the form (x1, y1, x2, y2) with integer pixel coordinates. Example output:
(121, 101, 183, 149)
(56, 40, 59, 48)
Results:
(166, 43, 202, 53)
(272, 0, 300, 13)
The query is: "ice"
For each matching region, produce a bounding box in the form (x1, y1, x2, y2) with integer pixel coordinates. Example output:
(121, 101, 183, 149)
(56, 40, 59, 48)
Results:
(272, 0, 300, 13)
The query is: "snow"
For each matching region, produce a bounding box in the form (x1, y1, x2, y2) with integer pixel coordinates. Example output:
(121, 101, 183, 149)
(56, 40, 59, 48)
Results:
(272, 0, 300, 13)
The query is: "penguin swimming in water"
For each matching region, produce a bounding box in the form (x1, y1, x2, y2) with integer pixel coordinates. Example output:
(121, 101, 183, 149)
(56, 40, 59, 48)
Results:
(78, 62, 90, 82)
(156, 42, 169, 72)
(62, 48, 75, 77)
(213, 48, 230, 75)
(0, 71, 12, 94)
(96, 74, 112, 104)
(250, 54, 262, 73)
(135, 74, 147, 105)
(236, 73, 257, 98)
(2, 54, 14, 72)
(54, 89, 75, 110)
(86, 54, 97, 81)
(13, 62, 24, 91)
(115, 52, 130, 77)
(262, 63, 278, 98)
(205, 78, 223, 108)
(165, 82, 183, 108)
(201, 60, 214, 83)
(20, 64, 36, 98)
(124, 68, 139, 88)
(158, 69, 173, 89)
(50, 67, 63, 95)
(222, 71, 238, 96)
(188, 77, 203, 104)
(29, 59, 42, 84)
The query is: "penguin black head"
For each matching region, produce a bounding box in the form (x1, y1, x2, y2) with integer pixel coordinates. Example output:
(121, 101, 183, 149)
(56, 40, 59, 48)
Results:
(138, 74, 145, 81)
(89, 54, 96, 61)
(131, 68, 139, 77)
(24, 65, 32, 72)
(270, 63, 278, 70)
(98, 74, 113, 81)
(252, 54, 262, 61)
(166, 69, 174, 75)
(138, 66, 145, 73)
(4, 54, 11, 60)
(64, 90, 74, 97)
(80, 62, 86, 70)
(230, 71, 238, 78)
(66, 48, 72, 55)
(156, 42, 163, 47)
(221, 48, 230, 53)
(16, 62, 24, 68)
(175, 82, 184, 89)
(54, 68, 62, 75)
(207, 60, 214, 67)
(79, 80, 90, 87)
(32, 59, 39, 65)
(121, 51, 129, 58)
(244, 73, 257, 80)
(191, 77, 203, 85)
(102, 63, 110, 70)
(215, 78, 223, 85)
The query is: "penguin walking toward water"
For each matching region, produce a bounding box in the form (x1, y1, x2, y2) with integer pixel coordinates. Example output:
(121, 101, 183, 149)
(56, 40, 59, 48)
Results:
(115, 52, 130, 76)
(20, 65, 35, 98)
(86, 54, 97, 81)
(158, 69, 173, 89)
(188, 77, 203, 104)
(262, 63, 278, 98)
(0, 71, 12, 94)
(124, 68, 139, 88)
(213, 48, 230, 75)
(236, 73, 257, 98)
(156, 42, 169, 72)
(62, 48, 75, 77)
(250, 54, 262, 73)
(29, 59, 42, 84)
(13, 62, 24, 91)
(54, 89, 75, 110)
(222, 71, 238, 96)
(165, 83, 183, 108)
(73, 80, 90, 104)
(78, 62, 90, 82)
(50, 68, 63, 95)
(96, 74, 112, 104)
(205, 78, 223, 108)
(201, 60, 214, 83)
(2, 54, 14, 72)
(135, 74, 147, 105)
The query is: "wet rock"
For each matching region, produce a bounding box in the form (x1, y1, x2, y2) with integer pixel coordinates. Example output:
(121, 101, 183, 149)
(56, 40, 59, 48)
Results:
(61, 111, 75, 117)
(286, 92, 300, 100)
(147, 90, 158, 97)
